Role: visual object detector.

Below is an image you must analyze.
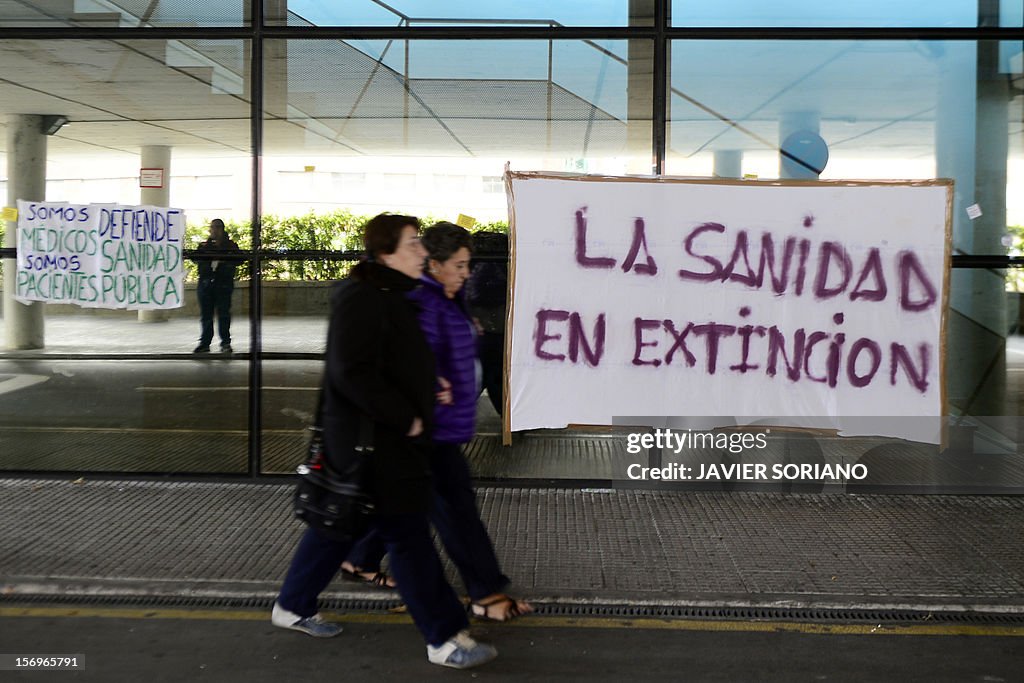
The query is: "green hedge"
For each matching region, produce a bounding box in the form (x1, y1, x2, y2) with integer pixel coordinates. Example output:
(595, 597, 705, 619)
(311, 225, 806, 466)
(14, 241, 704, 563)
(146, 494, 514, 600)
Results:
(1006, 224, 1024, 292)
(1, 211, 508, 283)
(6, 208, 1024, 287)
(184, 210, 368, 281)
(183, 211, 509, 281)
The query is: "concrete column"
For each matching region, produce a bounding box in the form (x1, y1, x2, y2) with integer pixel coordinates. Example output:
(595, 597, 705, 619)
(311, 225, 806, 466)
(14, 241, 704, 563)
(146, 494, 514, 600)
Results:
(3, 115, 46, 350)
(938, 39, 1008, 418)
(936, 43, 977, 258)
(138, 145, 172, 322)
(139, 144, 170, 207)
(626, 0, 655, 174)
(264, 0, 290, 120)
(713, 150, 743, 179)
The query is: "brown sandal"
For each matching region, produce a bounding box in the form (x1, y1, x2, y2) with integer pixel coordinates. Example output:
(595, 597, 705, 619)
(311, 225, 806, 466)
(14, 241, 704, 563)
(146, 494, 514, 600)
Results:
(469, 594, 533, 622)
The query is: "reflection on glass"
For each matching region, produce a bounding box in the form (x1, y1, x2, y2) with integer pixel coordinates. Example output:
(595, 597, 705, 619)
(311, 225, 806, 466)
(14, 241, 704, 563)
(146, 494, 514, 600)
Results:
(671, 0, 1016, 28)
(0, 39, 251, 357)
(261, 360, 324, 474)
(259, 259, 347, 354)
(666, 40, 1022, 257)
(0, 360, 248, 473)
(0, 303, 252, 356)
(272, 1, 630, 27)
(0, 0, 249, 27)
(666, 40, 1020, 432)
(263, 38, 653, 223)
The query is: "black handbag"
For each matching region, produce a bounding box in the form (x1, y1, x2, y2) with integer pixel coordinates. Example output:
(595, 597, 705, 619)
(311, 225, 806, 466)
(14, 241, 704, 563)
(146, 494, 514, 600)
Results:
(292, 388, 376, 542)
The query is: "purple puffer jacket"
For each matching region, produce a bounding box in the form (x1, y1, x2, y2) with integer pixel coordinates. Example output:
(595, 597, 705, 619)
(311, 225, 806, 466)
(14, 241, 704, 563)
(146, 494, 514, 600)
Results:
(408, 275, 479, 443)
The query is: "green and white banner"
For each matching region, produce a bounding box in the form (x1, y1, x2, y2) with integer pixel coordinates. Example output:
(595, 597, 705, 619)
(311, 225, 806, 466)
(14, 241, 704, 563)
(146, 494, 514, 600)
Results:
(14, 200, 185, 310)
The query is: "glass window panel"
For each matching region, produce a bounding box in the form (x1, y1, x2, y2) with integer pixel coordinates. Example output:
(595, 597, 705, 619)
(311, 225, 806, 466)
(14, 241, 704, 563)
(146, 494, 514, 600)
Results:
(671, 0, 1022, 28)
(261, 359, 323, 474)
(0, 359, 249, 473)
(666, 40, 1023, 258)
(662, 40, 1024, 490)
(0, 39, 251, 356)
(0, 0, 250, 27)
(0, 299, 252, 355)
(906, 266, 1024, 492)
(259, 258, 346, 354)
(261, 38, 652, 241)
(271, 1, 632, 27)
(258, 258, 339, 475)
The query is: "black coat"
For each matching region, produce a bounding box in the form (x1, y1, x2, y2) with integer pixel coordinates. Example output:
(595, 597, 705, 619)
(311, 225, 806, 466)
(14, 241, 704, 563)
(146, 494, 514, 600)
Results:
(196, 237, 240, 285)
(321, 261, 436, 515)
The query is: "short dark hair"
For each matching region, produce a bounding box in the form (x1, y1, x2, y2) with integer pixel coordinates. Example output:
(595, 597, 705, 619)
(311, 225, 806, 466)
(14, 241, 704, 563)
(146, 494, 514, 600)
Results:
(210, 218, 225, 230)
(422, 221, 472, 263)
(363, 213, 421, 259)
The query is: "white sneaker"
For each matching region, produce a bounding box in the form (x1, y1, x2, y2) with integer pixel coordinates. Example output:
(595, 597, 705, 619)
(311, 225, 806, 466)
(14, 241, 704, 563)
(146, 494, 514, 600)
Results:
(427, 630, 498, 669)
(271, 601, 343, 638)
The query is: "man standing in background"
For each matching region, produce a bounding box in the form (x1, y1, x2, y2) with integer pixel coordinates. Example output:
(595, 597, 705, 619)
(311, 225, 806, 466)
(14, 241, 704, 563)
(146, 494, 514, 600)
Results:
(193, 218, 240, 354)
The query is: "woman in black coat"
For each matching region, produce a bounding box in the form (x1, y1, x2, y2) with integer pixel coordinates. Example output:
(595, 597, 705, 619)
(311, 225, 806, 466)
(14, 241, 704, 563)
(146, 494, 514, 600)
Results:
(343, 223, 531, 621)
(272, 214, 497, 670)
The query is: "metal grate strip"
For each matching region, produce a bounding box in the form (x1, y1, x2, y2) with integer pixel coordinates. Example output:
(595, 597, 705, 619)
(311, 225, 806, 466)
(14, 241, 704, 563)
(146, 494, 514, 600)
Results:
(4, 594, 1024, 626)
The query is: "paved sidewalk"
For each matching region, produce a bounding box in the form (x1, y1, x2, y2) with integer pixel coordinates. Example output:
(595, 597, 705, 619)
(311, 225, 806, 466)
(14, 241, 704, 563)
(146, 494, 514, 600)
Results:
(0, 314, 327, 356)
(2, 479, 1023, 613)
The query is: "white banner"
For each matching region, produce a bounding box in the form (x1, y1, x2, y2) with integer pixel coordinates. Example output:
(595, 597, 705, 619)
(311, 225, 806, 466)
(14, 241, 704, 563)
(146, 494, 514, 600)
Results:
(14, 200, 186, 310)
(506, 173, 951, 443)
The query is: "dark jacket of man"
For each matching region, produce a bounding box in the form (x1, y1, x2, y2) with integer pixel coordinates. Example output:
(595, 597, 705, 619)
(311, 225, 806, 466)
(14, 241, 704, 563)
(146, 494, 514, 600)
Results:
(464, 231, 508, 334)
(196, 236, 240, 285)
(321, 261, 435, 515)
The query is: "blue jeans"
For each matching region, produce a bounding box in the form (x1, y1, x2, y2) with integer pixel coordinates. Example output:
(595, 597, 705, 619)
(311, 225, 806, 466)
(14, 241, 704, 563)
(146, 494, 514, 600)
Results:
(277, 515, 468, 646)
(347, 442, 510, 601)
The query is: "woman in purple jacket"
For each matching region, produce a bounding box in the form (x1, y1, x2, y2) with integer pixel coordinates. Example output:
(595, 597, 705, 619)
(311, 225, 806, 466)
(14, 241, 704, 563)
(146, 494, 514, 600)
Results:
(344, 222, 531, 621)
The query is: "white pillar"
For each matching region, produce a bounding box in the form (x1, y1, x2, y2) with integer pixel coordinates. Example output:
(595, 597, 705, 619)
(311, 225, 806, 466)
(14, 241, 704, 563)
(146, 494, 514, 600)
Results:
(3, 115, 46, 349)
(138, 145, 171, 323)
(936, 43, 977, 259)
(626, 0, 655, 174)
(937, 41, 1008, 417)
(713, 150, 743, 179)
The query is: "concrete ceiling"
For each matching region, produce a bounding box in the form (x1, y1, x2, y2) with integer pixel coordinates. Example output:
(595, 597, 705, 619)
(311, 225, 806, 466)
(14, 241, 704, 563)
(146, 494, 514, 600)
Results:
(0, 32, 1018, 164)
(0, 37, 634, 160)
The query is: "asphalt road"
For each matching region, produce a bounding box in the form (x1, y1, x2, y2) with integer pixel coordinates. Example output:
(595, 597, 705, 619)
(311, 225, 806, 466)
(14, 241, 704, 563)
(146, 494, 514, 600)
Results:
(1, 606, 1021, 682)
